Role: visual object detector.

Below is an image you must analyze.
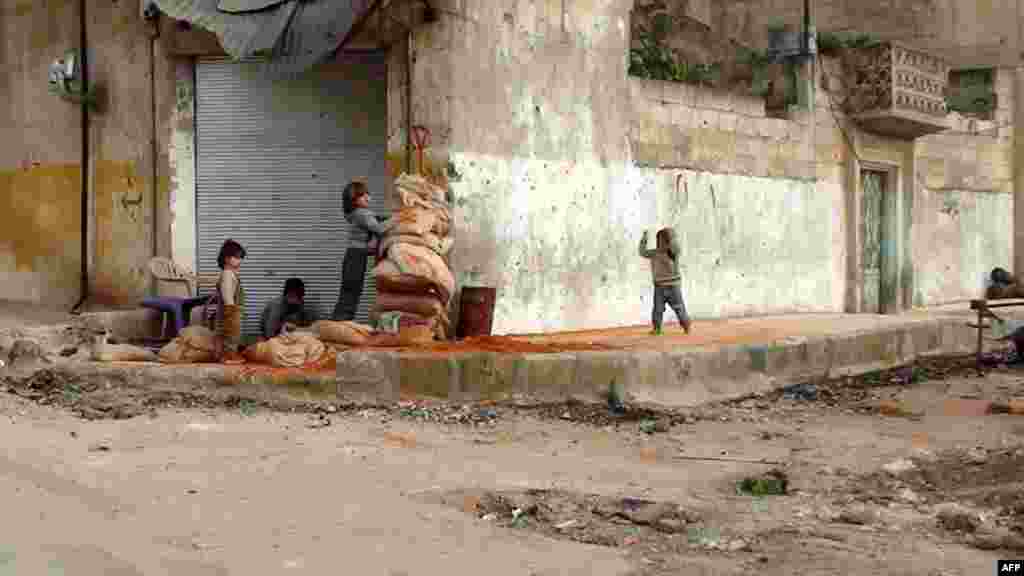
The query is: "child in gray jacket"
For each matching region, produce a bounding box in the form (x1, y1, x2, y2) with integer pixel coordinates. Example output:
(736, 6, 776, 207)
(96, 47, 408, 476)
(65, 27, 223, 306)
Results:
(639, 228, 692, 335)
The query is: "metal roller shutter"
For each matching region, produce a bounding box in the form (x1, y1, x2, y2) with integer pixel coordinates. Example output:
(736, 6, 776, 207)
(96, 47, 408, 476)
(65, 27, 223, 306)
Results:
(195, 55, 388, 337)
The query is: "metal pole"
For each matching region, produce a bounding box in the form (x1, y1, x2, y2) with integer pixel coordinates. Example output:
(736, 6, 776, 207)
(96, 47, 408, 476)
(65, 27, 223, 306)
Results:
(803, 0, 810, 56)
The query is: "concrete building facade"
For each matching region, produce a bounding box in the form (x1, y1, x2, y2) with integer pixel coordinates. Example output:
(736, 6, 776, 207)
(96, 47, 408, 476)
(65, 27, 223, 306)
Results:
(2, 0, 1021, 336)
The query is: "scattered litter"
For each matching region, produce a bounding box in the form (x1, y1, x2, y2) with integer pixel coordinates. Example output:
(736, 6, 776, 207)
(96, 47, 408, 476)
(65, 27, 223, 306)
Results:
(726, 539, 751, 552)
(638, 418, 669, 434)
(782, 383, 818, 401)
(936, 503, 982, 533)
(737, 469, 789, 496)
(882, 458, 917, 475)
(88, 443, 110, 452)
(481, 513, 497, 521)
(554, 519, 578, 530)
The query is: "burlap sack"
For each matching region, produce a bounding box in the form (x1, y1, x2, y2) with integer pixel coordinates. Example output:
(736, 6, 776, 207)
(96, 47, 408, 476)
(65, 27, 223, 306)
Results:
(392, 207, 438, 237)
(92, 342, 159, 363)
(380, 233, 452, 258)
(158, 325, 218, 364)
(313, 320, 374, 346)
(377, 243, 455, 304)
(374, 290, 445, 318)
(393, 173, 447, 206)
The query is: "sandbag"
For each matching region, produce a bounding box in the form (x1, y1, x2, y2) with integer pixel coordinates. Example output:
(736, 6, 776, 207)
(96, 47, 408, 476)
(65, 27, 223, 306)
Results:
(380, 233, 452, 258)
(374, 290, 445, 318)
(158, 325, 218, 364)
(392, 207, 438, 237)
(243, 333, 326, 367)
(375, 311, 435, 334)
(379, 243, 455, 303)
(272, 332, 326, 367)
(92, 342, 158, 363)
(313, 320, 374, 346)
(393, 173, 447, 206)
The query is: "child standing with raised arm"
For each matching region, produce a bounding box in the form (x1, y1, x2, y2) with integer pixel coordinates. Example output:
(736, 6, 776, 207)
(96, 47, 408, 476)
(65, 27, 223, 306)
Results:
(639, 228, 692, 335)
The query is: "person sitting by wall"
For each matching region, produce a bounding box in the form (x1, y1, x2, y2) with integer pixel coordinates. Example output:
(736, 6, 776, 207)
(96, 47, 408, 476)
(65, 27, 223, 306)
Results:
(260, 278, 317, 340)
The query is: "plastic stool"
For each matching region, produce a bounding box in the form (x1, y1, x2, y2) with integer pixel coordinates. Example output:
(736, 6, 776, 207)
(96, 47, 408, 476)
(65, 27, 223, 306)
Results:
(140, 296, 209, 339)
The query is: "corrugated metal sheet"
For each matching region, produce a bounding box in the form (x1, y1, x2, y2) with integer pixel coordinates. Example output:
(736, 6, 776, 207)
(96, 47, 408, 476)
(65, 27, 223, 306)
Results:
(195, 56, 389, 337)
(153, 0, 371, 75)
(153, 0, 298, 58)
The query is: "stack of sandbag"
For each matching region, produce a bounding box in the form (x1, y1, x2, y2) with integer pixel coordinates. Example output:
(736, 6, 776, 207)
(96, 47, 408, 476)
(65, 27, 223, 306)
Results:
(243, 331, 327, 368)
(158, 325, 219, 364)
(373, 174, 455, 340)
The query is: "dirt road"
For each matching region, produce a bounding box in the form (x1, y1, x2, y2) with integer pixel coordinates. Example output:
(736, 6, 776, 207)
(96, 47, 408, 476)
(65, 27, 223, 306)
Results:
(0, 355, 1022, 575)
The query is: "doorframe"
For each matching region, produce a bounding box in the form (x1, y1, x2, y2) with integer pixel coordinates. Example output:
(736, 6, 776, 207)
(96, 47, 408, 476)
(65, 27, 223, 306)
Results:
(847, 160, 909, 314)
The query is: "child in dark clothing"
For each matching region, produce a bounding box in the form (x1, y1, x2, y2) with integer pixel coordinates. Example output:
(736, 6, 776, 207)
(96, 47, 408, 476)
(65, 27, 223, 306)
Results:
(639, 228, 691, 335)
(332, 181, 392, 321)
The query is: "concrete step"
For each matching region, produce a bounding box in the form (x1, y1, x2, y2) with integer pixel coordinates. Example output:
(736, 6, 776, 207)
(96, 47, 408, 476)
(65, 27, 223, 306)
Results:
(336, 317, 978, 407)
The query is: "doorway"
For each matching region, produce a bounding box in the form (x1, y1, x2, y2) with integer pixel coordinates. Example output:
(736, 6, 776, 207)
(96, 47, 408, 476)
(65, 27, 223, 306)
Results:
(858, 166, 904, 314)
(860, 170, 885, 313)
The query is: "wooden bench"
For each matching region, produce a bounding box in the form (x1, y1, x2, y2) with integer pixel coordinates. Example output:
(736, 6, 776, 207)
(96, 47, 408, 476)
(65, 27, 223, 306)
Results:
(969, 298, 1024, 366)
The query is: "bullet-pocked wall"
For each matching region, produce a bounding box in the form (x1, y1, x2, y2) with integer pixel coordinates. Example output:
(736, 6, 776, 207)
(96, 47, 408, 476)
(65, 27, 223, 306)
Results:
(402, 1, 1017, 334)
(0, 1, 176, 309)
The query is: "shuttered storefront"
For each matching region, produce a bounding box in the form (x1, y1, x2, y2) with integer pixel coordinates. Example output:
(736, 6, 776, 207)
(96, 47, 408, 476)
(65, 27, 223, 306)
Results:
(195, 55, 388, 336)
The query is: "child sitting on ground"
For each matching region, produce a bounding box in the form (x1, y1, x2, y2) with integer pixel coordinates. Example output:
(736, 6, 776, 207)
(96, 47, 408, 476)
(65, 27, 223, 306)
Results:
(639, 228, 692, 335)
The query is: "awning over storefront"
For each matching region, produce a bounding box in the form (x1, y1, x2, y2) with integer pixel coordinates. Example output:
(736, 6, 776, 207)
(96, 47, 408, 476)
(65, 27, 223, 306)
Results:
(152, 0, 377, 75)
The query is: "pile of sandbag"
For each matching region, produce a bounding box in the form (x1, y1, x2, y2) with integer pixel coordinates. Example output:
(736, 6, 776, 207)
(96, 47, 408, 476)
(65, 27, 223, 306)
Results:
(373, 174, 455, 341)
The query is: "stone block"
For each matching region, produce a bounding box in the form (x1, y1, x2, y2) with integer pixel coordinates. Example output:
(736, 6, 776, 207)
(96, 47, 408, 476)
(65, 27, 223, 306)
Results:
(718, 112, 738, 133)
(573, 351, 632, 402)
(625, 350, 665, 404)
(336, 350, 400, 403)
(457, 352, 522, 401)
(670, 105, 694, 128)
(397, 352, 463, 399)
(515, 352, 577, 401)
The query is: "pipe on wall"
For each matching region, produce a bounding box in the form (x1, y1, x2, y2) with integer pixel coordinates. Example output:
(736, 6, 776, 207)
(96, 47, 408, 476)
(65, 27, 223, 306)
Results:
(71, 0, 90, 315)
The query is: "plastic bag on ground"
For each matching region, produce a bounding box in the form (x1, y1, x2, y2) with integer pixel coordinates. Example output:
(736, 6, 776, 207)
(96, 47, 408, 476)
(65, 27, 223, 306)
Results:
(158, 325, 218, 364)
(313, 320, 374, 346)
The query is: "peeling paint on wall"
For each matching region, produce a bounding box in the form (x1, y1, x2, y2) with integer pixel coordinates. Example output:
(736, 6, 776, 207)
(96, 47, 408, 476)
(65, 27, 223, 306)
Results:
(916, 189, 1012, 304)
(0, 165, 83, 303)
(449, 153, 838, 334)
(169, 69, 197, 273)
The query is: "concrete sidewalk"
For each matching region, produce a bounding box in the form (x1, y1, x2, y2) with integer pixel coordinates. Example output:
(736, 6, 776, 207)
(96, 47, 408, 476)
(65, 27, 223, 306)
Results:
(336, 308, 994, 407)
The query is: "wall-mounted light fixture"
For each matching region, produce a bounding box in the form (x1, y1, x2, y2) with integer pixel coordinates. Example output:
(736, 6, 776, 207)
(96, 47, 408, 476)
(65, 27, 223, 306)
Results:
(48, 49, 96, 107)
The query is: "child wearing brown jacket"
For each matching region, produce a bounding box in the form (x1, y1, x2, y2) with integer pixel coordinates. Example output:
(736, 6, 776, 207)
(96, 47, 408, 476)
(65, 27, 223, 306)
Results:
(639, 228, 692, 335)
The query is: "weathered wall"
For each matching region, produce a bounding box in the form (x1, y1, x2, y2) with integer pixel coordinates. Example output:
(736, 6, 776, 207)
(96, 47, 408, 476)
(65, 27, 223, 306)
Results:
(87, 0, 160, 305)
(167, 60, 197, 273)
(0, 1, 84, 307)
(0, 1, 180, 308)
(715, 0, 1024, 68)
(397, 1, 1016, 334)
(912, 70, 1016, 304)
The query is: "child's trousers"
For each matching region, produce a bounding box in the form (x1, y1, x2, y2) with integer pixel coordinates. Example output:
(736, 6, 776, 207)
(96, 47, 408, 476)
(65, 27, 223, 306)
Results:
(653, 284, 690, 331)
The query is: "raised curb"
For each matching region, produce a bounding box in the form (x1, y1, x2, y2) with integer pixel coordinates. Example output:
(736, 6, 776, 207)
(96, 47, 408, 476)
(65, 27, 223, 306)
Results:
(336, 317, 978, 407)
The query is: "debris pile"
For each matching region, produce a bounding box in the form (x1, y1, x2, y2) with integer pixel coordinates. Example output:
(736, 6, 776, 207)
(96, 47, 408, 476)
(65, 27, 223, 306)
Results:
(372, 173, 455, 342)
